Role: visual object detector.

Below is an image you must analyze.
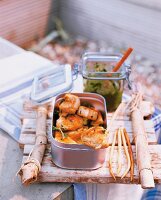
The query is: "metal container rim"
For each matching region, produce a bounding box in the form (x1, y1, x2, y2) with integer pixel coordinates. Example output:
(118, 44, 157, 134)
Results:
(50, 92, 108, 150)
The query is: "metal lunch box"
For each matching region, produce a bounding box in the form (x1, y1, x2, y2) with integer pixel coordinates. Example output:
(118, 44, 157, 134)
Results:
(50, 92, 108, 170)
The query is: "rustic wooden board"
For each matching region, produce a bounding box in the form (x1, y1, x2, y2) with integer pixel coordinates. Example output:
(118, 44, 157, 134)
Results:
(21, 144, 161, 184)
(19, 103, 160, 184)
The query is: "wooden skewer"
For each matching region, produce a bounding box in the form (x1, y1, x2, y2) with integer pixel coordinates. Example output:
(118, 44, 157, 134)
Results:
(120, 128, 131, 179)
(117, 128, 122, 175)
(112, 47, 133, 72)
(109, 130, 118, 180)
(107, 103, 124, 132)
(130, 93, 142, 112)
(123, 128, 134, 181)
(107, 99, 134, 133)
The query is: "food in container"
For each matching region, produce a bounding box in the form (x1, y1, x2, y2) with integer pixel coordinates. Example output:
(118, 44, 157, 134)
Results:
(54, 93, 108, 148)
(78, 52, 131, 112)
(50, 93, 109, 169)
(84, 76, 123, 112)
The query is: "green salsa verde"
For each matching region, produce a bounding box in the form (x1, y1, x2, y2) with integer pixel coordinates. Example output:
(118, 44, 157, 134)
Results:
(83, 63, 123, 112)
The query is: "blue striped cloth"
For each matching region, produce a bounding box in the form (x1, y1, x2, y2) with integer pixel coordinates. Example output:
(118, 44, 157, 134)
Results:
(141, 186, 161, 200)
(0, 52, 55, 141)
(152, 108, 161, 143)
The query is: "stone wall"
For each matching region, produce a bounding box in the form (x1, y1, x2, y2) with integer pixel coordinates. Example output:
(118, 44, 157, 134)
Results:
(56, 0, 161, 63)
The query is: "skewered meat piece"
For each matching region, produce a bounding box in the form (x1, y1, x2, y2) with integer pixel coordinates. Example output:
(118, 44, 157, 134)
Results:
(59, 94, 80, 116)
(77, 106, 98, 120)
(91, 111, 104, 126)
(55, 131, 77, 144)
(67, 127, 88, 144)
(56, 115, 84, 131)
(81, 126, 109, 149)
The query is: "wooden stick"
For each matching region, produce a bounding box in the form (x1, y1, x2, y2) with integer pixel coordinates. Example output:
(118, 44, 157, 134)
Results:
(131, 108, 155, 188)
(120, 128, 131, 179)
(107, 100, 132, 132)
(29, 18, 69, 52)
(18, 106, 48, 186)
(117, 128, 122, 175)
(109, 130, 118, 180)
(123, 128, 134, 181)
(140, 101, 155, 117)
(112, 47, 133, 72)
(107, 103, 124, 132)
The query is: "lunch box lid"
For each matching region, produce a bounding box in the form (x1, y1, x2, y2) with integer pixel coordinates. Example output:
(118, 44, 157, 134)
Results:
(30, 64, 73, 103)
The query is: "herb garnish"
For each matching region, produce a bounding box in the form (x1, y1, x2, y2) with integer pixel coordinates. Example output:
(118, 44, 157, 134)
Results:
(53, 126, 66, 139)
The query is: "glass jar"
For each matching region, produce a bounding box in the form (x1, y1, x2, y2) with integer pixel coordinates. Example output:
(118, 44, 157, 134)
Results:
(76, 52, 131, 112)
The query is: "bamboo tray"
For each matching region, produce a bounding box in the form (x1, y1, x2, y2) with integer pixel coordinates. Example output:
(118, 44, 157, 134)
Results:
(18, 102, 161, 185)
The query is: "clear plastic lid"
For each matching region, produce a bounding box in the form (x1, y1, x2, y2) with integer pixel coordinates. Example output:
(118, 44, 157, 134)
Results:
(30, 64, 73, 103)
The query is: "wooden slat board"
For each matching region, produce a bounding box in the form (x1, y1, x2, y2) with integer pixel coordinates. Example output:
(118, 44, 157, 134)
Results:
(18, 103, 161, 185)
(21, 145, 161, 184)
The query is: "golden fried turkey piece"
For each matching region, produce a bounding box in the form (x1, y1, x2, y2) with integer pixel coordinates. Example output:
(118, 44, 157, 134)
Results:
(77, 106, 98, 120)
(91, 111, 104, 126)
(81, 126, 109, 149)
(59, 94, 80, 116)
(67, 127, 88, 144)
(54, 131, 77, 144)
(56, 114, 84, 131)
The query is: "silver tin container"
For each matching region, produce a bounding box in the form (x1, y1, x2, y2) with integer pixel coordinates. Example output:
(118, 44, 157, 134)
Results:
(50, 92, 108, 170)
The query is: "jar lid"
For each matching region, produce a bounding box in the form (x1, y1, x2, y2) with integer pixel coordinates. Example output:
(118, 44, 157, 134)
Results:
(81, 52, 131, 80)
(30, 64, 73, 103)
